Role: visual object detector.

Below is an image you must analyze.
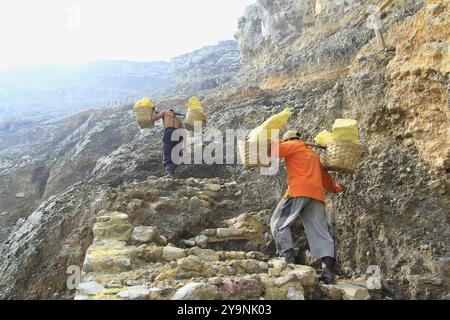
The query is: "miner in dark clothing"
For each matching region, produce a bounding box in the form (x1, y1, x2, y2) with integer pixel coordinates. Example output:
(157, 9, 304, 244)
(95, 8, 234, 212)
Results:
(152, 109, 185, 178)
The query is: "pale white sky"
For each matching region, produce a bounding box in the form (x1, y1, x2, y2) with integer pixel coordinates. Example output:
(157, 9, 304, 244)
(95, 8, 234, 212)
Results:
(0, 0, 255, 69)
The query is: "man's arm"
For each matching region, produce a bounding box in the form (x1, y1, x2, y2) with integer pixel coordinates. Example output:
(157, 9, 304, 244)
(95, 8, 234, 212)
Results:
(321, 165, 344, 193)
(152, 111, 166, 122)
(270, 140, 293, 158)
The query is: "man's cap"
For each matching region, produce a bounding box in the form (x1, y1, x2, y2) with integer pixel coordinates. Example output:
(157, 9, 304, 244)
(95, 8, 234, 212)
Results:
(282, 130, 301, 141)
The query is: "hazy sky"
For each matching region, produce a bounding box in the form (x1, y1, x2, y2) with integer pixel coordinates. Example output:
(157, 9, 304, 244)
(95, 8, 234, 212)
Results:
(0, 0, 255, 69)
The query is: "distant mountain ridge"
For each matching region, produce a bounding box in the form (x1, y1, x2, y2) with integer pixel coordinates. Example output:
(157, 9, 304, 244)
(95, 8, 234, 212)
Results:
(0, 40, 240, 122)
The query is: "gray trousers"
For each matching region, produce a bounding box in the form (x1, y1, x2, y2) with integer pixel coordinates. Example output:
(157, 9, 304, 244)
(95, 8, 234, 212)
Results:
(270, 197, 335, 260)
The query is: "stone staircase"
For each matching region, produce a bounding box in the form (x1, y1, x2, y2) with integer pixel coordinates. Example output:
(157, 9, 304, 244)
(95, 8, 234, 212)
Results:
(182, 211, 266, 249)
(75, 177, 389, 300)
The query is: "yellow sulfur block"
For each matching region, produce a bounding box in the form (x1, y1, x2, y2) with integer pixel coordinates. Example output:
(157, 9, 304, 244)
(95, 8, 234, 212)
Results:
(248, 107, 292, 142)
(187, 96, 204, 113)
(314, 130, 334, 146)
(134, 97, 154, 109)
(332, 119, 359, 144)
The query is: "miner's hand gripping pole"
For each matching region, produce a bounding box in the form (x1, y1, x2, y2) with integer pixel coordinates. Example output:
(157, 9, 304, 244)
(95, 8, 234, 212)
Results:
(306, 143, 327, 150)
(173, 112, 186, 118)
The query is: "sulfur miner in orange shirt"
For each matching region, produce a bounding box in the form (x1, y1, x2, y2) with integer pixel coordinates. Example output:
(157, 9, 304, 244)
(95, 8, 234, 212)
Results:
(270, 130, 345, 285)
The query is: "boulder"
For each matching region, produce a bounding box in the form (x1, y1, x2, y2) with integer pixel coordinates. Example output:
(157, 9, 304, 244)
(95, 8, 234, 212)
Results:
(116, 286, 150, 300)
(268, 268, 281, 277)
(204, 183, 221, 192)
(366, 276, 383, 290)
(246, 251, 266, 261)
(183, 239, 196, 246)
(190, 248, 220, 262)
(224, 251, 247, 260)
(216, 228, 246, 238)
(261, 274, 304, 300)
(177, 255, 205, 272)
(287, 287, 305, 300)
(319, 284, 343, 300)
(82, 239, 135, 273)
(288, 265, 317, 287)
(163, 246, 186, 261)
(220, 277, 264, 299)
(274, 274, 297, 287)
(136, 245, 163, 262)
(171, 283, 219, 300)
(194, 234, 209, 247)
(92, 211, 133, 241)
(233, 259, 268, 274)
(155, 269, 176, 282)
(270, 258, 288, 271)
(77, 281, 105, 296)
(189, 196, 210, 210)
(335, 284, 371, 300)
(131, 226, 159, 243)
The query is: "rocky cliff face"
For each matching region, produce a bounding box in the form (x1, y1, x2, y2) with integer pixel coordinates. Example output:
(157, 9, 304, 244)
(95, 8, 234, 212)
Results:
(0, 0, 448, 300)
(165, 40, 241, 95)
(235, 0, 314, 61)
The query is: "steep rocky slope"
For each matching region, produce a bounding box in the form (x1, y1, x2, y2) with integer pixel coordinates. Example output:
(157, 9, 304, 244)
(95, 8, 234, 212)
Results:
(0, 40, 240, 242)
(74, 182, 380, 301)
(0, 0, 448, 300)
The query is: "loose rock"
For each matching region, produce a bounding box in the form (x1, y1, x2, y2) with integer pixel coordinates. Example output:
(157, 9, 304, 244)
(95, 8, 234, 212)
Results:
(163, 246, 186, 261)
(171, 283, 219, 300)
(116, 286, 150, 300)
(131, 226, 159, 243)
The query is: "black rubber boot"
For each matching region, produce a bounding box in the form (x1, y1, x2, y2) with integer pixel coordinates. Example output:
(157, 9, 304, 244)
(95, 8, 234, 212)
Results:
(319, 256, 336, 285)
(281, 248, 296, 264)
(164, 165, 175, 178)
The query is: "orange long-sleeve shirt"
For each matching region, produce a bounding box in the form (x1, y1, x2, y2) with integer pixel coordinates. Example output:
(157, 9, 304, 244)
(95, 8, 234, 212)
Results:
(272, 140, 342, 202)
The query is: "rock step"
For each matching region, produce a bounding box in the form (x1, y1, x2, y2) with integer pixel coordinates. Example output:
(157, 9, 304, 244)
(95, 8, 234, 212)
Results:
(76, 276, 379, 301)
(183, 211, 266, 247)
(76, 260, 318, 301)
(83, 240, 269, 273)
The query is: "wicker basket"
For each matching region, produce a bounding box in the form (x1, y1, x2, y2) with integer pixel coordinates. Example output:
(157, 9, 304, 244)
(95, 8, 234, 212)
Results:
(237, 140, 272, 169)
(133, 105, 155, 129)
(184, 109, 207, 131)
(322, 141, 364, 172)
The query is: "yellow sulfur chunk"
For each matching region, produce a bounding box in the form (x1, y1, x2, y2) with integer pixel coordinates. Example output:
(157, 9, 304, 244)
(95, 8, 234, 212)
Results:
(248, 107, 292, 142)
(134, 97, 154, 109)
(314, 130, 334, 146)
(187, 96, 204, 113)
(332, 119, 359, 144)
